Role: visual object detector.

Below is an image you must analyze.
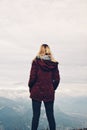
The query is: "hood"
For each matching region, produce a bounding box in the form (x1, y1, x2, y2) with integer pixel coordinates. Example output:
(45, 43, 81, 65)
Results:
(36, 57, 58, 71)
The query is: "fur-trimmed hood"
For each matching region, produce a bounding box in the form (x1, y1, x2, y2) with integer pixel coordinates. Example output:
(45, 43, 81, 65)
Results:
(36, 56, 58, 71)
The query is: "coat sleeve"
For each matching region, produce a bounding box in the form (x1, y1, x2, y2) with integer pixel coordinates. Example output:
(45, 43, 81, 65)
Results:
(52, 64, 60, 90)
(28, 60, 38, 91)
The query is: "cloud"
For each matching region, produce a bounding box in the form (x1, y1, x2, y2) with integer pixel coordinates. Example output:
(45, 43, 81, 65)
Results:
(0, 0, 87, 88)
(0, 0, 87, 49)
(0, 83, 87, 99)
(0, 86, 29, 100)
(56, 83, 87, 97)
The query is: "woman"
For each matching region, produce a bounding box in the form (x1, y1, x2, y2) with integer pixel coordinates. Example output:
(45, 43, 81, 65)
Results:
(28, 44, 60, 130)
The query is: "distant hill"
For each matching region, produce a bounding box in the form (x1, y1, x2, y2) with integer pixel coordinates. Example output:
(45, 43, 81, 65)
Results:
(0, 97, 87, 130)
(0, 97, 30, 130)
(72, 128, 87, 130)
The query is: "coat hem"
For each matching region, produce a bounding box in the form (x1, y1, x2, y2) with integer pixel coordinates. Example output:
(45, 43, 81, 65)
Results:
(30, 96, 55, 102)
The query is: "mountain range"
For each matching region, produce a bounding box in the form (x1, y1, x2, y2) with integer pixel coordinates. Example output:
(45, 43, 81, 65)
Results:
(0, 97, 87, 130)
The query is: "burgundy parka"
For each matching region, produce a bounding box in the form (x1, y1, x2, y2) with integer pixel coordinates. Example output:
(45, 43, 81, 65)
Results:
(28, 58, 60, 102)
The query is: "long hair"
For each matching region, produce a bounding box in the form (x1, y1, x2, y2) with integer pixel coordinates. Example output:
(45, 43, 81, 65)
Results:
(36, 44, 56, 62)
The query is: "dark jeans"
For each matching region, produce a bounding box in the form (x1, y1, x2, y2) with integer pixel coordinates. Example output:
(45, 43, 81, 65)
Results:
(31, 99, 56, 130)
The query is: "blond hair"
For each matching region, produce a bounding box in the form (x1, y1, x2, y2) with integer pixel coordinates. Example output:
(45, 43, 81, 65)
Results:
(36, 44, 57, 62)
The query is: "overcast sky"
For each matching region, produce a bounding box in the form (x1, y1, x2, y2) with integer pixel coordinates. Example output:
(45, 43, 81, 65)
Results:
(0, 0, 87, 93)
